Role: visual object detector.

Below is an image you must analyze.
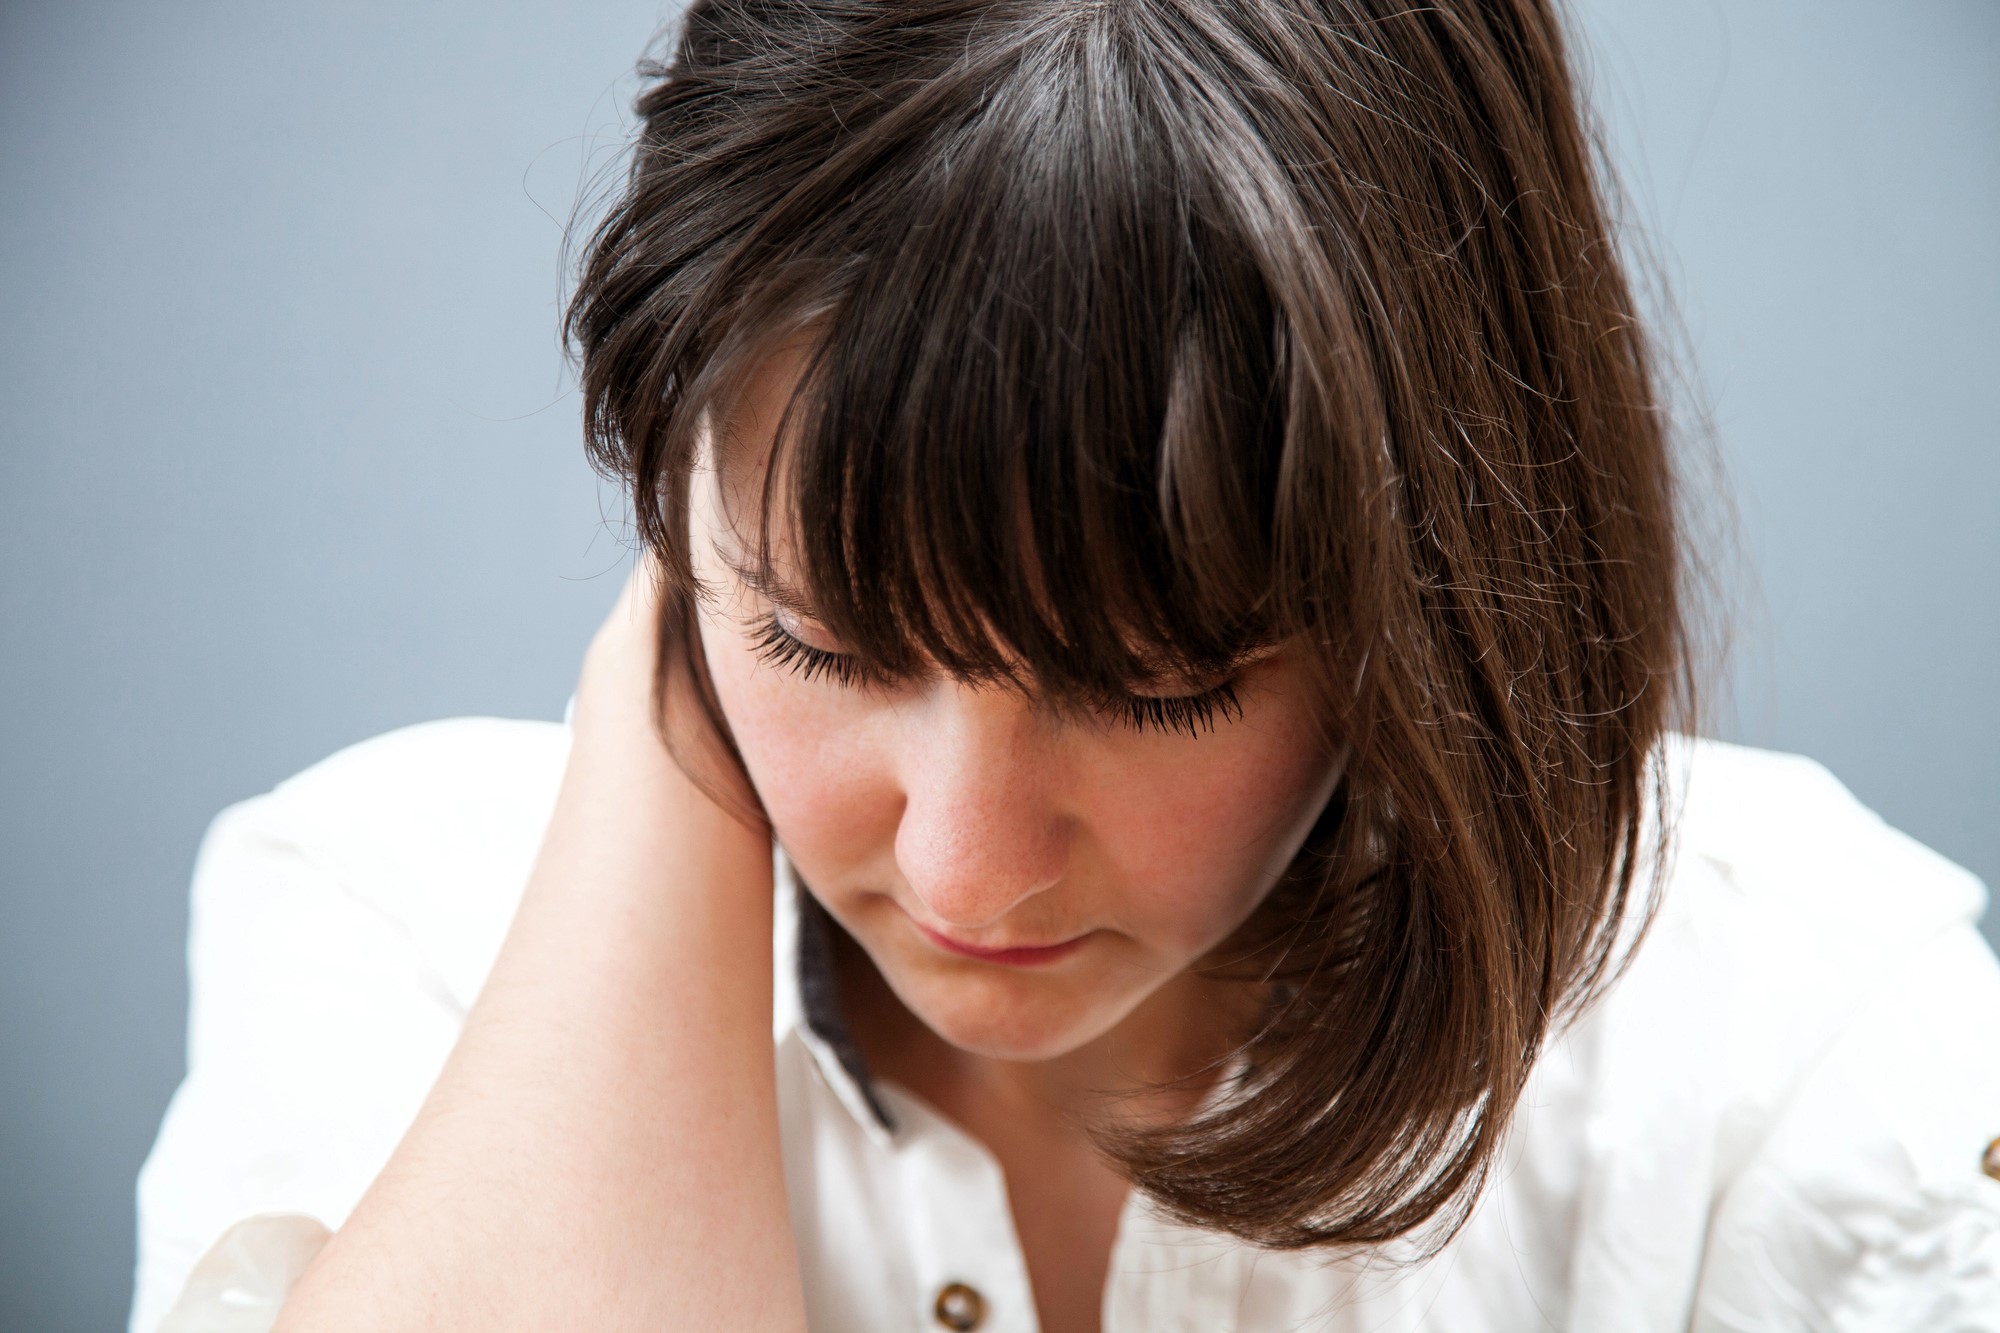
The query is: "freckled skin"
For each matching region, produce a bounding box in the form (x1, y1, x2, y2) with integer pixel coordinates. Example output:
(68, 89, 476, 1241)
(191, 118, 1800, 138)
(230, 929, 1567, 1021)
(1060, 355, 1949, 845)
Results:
(688, 458, 1343, 1075)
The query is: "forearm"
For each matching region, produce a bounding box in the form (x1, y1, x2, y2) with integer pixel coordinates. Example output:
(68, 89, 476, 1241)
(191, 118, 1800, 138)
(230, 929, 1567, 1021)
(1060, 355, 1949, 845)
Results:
(273, 713, 804, 1330)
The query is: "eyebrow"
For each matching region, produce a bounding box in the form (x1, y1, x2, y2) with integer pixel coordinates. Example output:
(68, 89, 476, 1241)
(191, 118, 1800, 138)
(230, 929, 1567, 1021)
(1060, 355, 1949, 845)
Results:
(719, 547, 818, 618)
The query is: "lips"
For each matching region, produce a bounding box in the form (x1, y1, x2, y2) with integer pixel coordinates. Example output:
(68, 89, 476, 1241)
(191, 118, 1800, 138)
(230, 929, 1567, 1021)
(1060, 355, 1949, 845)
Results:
(914, 921, 1090, 966)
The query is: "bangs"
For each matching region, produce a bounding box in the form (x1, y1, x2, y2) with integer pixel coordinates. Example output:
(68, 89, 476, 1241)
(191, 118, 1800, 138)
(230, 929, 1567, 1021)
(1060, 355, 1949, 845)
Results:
(698, 20, 1302, 702)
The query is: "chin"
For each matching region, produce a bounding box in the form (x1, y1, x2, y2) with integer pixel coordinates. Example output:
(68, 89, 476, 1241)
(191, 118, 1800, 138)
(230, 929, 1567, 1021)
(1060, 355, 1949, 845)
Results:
(894, 968, 1132, 1063)
(919, 1012, 1096, 1063)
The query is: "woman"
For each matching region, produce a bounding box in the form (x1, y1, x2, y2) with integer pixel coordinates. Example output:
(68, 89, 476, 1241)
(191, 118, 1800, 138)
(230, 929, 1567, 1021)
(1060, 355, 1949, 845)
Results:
(133, 0, 2000, 1329)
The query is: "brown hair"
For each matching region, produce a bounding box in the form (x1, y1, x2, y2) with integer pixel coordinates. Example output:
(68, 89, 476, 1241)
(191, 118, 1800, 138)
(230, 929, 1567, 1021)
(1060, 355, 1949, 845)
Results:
(566, 0, 1693, 1256)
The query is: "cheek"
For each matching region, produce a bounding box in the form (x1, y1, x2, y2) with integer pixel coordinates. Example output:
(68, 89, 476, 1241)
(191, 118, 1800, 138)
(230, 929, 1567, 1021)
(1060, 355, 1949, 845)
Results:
(701, 620, 899, 873)
(1083, 704, 1335, 950)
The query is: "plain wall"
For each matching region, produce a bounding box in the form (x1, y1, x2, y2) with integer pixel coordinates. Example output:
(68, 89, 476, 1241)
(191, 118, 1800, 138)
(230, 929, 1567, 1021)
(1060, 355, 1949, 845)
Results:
(0, 2, 1993, 1329)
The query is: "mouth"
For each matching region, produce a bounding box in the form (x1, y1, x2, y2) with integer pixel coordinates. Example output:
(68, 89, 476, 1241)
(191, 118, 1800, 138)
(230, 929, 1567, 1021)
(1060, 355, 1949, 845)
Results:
(913, 921, 1092, 967)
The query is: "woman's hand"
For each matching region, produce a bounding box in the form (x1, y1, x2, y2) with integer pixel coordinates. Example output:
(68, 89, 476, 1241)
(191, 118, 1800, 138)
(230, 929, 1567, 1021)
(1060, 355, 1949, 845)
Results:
(273, 561, 806, 1333)
(570, 557, 765, 832)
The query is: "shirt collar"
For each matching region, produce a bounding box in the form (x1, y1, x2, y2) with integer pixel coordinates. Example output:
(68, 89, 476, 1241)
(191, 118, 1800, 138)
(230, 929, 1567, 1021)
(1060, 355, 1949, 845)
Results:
(772, 848, 901, 1143)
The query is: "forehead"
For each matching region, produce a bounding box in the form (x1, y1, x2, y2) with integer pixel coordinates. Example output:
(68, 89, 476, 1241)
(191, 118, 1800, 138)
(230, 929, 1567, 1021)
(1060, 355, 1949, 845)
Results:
(709, 338, 818, 486)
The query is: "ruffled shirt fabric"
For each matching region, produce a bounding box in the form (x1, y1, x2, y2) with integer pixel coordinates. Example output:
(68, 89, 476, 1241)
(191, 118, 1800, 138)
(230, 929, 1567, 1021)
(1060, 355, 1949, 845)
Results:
(129, 718, 2000, 1331)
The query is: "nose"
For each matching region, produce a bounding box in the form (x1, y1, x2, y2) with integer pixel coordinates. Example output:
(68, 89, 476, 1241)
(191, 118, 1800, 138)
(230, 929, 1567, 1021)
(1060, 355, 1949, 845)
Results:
(893, 680, 1073, 934)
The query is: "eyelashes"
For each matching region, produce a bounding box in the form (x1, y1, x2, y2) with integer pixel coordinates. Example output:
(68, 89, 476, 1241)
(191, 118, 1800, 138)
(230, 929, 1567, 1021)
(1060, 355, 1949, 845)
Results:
(746, 613, 1244, 738)
(1109, 688, 1246, 738)
(747, 613, 878, 689)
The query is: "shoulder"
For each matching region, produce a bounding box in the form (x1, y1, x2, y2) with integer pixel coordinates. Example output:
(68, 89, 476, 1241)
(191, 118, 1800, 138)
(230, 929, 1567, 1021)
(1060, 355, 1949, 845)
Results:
(1625, 735, 1994, 1114)
(253, 714, 571, 847)
(1667, 736, 1987, 946)
(198, 715, 572, 1008)
(1538, 736, 2000, 1322)
(135, 718, 575, 1332)
(1639, 737, 1993, 1107)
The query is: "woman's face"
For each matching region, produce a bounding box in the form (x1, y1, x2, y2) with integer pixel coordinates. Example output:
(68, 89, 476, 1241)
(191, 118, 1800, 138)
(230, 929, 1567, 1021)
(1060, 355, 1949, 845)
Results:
(689, 348, 1344, 1065)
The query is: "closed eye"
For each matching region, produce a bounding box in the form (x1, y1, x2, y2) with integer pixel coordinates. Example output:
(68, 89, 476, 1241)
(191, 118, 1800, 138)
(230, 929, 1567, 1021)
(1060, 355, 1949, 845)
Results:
(746, 613, 1244, 738)
(1096, 682, 1245, 738)
(747, 613, 887, 690)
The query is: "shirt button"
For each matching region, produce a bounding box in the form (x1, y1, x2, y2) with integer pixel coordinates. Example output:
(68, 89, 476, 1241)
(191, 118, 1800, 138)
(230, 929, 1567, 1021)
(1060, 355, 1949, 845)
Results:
(933, 1281, 987, 1331)
(1983, 1136, 2000, 1182)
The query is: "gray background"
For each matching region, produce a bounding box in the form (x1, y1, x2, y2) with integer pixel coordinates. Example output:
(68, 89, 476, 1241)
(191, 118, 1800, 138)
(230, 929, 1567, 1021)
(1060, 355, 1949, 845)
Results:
(1, 1, 1993, 1329)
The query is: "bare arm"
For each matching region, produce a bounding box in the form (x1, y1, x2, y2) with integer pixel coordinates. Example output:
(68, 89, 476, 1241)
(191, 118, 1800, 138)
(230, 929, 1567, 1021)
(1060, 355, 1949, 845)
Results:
(273, 570, 806, 1331)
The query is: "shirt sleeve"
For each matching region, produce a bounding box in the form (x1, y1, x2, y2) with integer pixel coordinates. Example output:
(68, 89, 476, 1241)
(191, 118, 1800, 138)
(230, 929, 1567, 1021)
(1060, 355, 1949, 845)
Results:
(130, 793, 467, 1333)
(1689, 919, 2000, 1331)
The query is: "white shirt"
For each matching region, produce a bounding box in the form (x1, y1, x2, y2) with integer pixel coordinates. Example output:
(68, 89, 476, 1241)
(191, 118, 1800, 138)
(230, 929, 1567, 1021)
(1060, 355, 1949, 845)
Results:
(130, 717, 2000, 1332)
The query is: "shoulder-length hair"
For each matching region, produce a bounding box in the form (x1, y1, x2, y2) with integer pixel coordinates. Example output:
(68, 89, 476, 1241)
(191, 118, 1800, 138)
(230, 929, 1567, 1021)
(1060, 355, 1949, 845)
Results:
(567, 0, 1693, 1255)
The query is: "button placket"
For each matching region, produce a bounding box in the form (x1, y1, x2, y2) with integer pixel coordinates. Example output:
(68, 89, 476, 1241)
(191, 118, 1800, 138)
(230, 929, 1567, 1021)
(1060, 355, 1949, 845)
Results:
(879, 1081, 1043, 1333)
